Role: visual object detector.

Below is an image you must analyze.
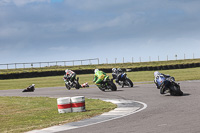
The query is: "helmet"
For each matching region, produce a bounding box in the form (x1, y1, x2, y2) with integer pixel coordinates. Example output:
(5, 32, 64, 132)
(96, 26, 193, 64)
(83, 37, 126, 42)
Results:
(65, 69, 69, 73)
(154, 71, 160, 77)
(32, 84, 35, 86)
(112, 68, 116, 73)
(94, 69, 99, 73)
(118, 68, 122, 71)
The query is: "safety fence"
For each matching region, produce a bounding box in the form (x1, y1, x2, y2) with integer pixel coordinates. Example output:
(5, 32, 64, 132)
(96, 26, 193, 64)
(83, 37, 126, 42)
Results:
(0, 58, 99, 70)
(1, 63, 200, 79)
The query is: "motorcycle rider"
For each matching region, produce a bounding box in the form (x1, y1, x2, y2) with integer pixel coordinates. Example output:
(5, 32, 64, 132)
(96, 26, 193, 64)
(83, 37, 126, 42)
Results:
(93, 69, 109, 90)
(63, 69, 76, 85)
(154, 71, 175, 94)
(112, 68, 123, 84)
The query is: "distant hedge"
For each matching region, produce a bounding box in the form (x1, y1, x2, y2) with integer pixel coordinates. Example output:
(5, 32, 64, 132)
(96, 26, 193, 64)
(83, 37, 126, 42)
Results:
(0, 63, 200, 79)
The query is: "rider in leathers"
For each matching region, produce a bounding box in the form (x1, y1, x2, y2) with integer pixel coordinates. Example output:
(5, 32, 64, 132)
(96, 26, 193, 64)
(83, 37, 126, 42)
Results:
(112, 68, 123, 84)
(63, 69, 76, 85)
(154, 71, 175, 94)
(93, 69, 109, 90)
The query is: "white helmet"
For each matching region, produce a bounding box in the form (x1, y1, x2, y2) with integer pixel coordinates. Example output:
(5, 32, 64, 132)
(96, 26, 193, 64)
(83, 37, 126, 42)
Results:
(112, 68, 116, 72)
(65, 69, 69, 73)
(94, 69, 99, 73)
(154, 71, 160, 77)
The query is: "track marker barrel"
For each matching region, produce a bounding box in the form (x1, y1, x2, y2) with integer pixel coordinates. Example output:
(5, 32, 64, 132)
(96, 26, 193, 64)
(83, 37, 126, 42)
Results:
(71, 96, 86, 112)
(57, 97, 72, 113)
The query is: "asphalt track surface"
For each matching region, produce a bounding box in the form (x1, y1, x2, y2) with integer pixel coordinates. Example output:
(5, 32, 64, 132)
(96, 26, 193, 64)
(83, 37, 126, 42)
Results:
(1, 80, 200, 133)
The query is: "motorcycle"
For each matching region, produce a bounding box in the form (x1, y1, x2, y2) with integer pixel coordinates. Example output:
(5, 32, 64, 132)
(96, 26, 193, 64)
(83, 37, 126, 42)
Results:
(64, 77, 81, 90)
(98, 77, 117, 91)
(156, 75, 183, 96)
(114, 73, 134, 88)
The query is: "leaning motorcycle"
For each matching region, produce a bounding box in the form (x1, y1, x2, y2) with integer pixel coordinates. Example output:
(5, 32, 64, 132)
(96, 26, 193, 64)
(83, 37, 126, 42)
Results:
(98, 77, 117, 91)
(115, 73, 134, 88)
(156, 76, 183, 96)
(64, 77, 81, 90)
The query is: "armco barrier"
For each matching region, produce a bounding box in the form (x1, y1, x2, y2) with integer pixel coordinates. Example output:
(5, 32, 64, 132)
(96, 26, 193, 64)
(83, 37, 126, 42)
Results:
(57, 96, 85, 113)
(0, 63, 200, 79)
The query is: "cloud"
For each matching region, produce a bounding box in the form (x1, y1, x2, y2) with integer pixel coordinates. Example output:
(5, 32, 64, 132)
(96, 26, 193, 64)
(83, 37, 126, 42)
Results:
(1, 0, 200, 64)
(0, 0, 50, 6)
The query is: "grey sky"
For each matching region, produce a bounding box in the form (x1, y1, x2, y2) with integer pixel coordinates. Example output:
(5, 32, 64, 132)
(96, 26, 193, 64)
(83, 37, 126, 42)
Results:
(0, 0, 200, 64)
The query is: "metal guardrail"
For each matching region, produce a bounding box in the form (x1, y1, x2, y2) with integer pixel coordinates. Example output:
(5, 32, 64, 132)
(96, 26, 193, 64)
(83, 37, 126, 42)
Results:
(0, 58, 99, 70)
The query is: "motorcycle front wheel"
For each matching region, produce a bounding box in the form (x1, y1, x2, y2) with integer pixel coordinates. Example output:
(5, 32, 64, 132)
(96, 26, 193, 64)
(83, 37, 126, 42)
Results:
(125, 78, 133, 87)
(65, 83, 71, 90)
(170, 85, 183, 96)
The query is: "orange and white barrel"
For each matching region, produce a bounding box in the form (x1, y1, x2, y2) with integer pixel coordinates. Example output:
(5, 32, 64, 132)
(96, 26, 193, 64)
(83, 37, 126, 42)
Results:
(57, 97, 72, 113)
(71, 96, 86, 112)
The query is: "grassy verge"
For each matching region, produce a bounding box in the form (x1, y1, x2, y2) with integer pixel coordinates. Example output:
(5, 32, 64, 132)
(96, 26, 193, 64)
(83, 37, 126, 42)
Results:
(0, 97, 116, 133)
(1, 67, 200, 90)
(1, 58, 200, 74)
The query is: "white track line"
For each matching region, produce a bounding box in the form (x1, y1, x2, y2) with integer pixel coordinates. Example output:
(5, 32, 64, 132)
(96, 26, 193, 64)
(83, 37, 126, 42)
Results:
(27, 99, 147, 133)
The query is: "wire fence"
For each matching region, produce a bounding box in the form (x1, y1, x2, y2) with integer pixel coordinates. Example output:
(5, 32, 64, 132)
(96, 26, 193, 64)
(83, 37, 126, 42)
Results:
(0, 53, 199, 70)
(103, 53, 197, 64)
(0, 58, 99, 70)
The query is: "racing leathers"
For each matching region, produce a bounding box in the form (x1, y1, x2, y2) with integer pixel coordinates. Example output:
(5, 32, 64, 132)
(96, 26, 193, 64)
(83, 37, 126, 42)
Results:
(112, 68, 123, 83)
(93, 70, 109, 89)
(154, 71, 175, 94)
(63, 69, 76, 84)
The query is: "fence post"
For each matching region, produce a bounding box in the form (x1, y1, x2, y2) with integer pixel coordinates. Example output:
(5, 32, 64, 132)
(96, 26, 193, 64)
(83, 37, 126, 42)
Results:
(175, 55, 177, 60)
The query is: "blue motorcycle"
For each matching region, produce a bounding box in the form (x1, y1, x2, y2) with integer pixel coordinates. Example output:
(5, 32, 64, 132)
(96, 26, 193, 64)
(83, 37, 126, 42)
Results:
(116, 73, 134, 88)
(156, 75, 183, 96)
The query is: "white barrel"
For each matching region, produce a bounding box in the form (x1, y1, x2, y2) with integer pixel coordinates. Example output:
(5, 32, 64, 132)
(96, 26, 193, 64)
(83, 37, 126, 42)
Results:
(71, 96, 86, 112)
(57, 97, 72, 113)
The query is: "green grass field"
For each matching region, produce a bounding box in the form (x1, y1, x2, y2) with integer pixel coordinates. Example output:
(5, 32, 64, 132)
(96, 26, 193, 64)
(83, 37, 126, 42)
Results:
(0, 97, 116, 133)
(1, 67, 200, 90)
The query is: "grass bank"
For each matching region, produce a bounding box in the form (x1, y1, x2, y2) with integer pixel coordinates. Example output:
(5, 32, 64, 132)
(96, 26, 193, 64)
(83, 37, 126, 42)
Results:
(1, 67, 200, 90)
(0, 97, 116, 133)
(1, 58, 200, 74)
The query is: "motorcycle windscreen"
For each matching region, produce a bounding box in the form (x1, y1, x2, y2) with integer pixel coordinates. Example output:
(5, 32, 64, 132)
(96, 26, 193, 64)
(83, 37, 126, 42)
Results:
(121, 73, 126, 80)
(156, 76, 166, 86)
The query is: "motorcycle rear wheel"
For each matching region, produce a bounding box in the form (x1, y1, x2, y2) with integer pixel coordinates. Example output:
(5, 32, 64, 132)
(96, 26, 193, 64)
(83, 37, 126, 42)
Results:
(108, 81, 117, 91)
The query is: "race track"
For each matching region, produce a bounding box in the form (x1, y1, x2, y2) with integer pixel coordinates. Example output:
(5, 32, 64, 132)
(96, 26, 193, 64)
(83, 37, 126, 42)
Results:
(1, 80, 200, 133)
